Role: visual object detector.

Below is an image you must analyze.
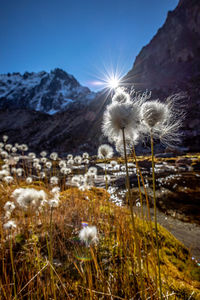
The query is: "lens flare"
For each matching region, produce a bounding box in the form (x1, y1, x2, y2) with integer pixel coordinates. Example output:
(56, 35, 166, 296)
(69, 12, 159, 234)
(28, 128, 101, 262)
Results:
(89, 64, 126, 92)
(107, 76, 120, 89)
(81, 221, 89, 227)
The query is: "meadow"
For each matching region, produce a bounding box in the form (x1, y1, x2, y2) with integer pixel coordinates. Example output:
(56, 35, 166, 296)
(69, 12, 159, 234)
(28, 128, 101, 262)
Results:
(0, 88, 200, 299)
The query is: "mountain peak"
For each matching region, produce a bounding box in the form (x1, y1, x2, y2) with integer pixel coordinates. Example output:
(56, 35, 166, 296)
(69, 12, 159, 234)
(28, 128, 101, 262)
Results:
(125, 0, 200, 91)
(0, 68, 96, 115)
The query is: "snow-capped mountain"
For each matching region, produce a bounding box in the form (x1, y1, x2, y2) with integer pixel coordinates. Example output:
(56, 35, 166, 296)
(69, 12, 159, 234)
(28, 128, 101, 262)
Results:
(0, 68, 96, 114)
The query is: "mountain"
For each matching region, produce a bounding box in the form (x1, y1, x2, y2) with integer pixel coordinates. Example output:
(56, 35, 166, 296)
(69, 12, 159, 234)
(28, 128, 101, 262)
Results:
(124, 0, 200, 151)
(0, 0, 199, 154)
(125, 0, 200, 92)
(0, 68, 96, 114)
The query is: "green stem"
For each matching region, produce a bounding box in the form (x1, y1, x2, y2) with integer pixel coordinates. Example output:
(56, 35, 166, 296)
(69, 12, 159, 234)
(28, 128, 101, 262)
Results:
(122, 128, 145, 300)
(151, 132, 163, 300)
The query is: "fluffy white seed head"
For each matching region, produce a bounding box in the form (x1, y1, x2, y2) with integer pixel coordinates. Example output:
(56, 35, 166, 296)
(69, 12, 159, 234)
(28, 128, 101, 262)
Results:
(59, 160, 66, 168)
(67, 154, 73, 160)
(0, 169, 10, 179)
(140, 100, 169, 128)
(98, 144, 113, 159)
(74, 156, 82, 164)
(48, 199, 59, 208)
(46, 161, 52, 169)
(50, 176, 59, 185)
(5, 144, 12, 151)
(20, 144, 28, 152)
(28, 152, 36, 159)
(26, 177, 33, 184)
(83, 159, 89, 164)
(40, 157, 47, 164)
(88, 167, 97, 175)
(60, 167, 71, 175)
(67, 159, 74, 166)
(4, 201, 16, 212)
(1, 151, 8, 158)
(3, 220, 16, 230)
(40, 151, 47, 157)
(3, 176, 14, 184)
(102, 101, 140, 143)
(3, 135, 8, 142)
(140, 94, 184, 146)
(12, 188, 47, 210)
(82, 152, 89, 159)
(50, 152, 58, 160)
(112, 88, 130, 104)
(79, 226, 98, 246)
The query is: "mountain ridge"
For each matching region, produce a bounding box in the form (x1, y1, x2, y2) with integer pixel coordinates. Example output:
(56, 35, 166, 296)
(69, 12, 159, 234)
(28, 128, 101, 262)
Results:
(0, 0, 200, 153)
(0, 68, 96, 115)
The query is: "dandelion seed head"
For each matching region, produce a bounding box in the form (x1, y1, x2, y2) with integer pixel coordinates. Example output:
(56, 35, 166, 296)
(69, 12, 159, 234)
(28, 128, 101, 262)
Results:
(112, 88, 130, 104)
(67, 154, 73, 160)
(88, 167, 97, 175)
(40, 157, 47, 164)
(40, 151, 47, 157)
(0, 169, 10, 179)
(60, 167, 71, 175)
(46, 161, 52, 169)
(79, 226, 98, 246)
(102, 101, 140, 142)
(50, 152, 58, 160)
(97, 144, 113, 159)
(4, 201, 16, 212)
(50, 176, 59, 185)
(3, 220, 16, 230)
(5, 144, 12, 151)
(1, 151, 8, 158)
(59, 160, 66, 168)
(82, 152, 89, 159)
(48, 198, 59, 208)
(3, 176, 14, 184)
(3, 135, 8, 142)
(74, 156, 82, 164)
(28, 152, 36, 159)
(26, 177, 33, 184)
(140, 100, 168, 128)
(67, 159, 74, 166)
(12, 188, 47, 209)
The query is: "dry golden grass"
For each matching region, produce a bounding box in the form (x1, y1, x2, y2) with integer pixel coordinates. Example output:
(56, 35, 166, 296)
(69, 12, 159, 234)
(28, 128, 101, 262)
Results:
(0, 178, 200, 299)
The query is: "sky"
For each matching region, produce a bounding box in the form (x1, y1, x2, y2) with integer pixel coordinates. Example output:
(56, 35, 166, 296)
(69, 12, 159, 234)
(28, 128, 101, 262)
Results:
(0, 0, 179, 91)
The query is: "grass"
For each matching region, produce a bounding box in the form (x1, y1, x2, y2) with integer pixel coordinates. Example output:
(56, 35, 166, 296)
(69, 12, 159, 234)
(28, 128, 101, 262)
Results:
(0, 174, 200, 299)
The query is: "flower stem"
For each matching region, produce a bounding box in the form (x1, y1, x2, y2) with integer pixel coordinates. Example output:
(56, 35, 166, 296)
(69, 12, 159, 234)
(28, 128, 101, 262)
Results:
(122, 128, 145, 300)
(10, 233, 17, 299)
(150, 132, 163, 300)
(49, 208, 57, 299)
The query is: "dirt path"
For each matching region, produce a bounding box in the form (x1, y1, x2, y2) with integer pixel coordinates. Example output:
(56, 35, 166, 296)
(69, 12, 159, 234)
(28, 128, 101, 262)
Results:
(134, 205, 200, 262)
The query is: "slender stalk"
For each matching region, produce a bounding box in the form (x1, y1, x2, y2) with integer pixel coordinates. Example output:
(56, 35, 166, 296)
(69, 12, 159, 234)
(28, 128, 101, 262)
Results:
(132, 146, 144, 219)
(121, 128, 145, 300)
(150, 132, 163, 300)
(132, 145, 158, 289)
(10, 233, 17, 299)
(49, 208, 57, 299)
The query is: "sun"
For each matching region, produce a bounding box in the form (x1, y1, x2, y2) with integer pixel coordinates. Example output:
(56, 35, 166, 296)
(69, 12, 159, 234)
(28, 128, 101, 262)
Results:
(89, 64, 125, 92)
(107, 75, 120, 89)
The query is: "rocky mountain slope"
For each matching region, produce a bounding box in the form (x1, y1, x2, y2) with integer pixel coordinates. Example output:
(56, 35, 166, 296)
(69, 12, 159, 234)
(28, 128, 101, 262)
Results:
(0, 68, 96, 114)
(0, 0, 199, 154)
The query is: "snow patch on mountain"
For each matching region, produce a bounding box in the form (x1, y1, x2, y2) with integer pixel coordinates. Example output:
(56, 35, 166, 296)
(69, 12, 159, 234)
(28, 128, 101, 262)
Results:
(0, 68, 97, 114)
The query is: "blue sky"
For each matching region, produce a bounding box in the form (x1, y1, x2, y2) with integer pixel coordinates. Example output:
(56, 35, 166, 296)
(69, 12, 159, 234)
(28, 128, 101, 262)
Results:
(0, 0, 179, 90)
